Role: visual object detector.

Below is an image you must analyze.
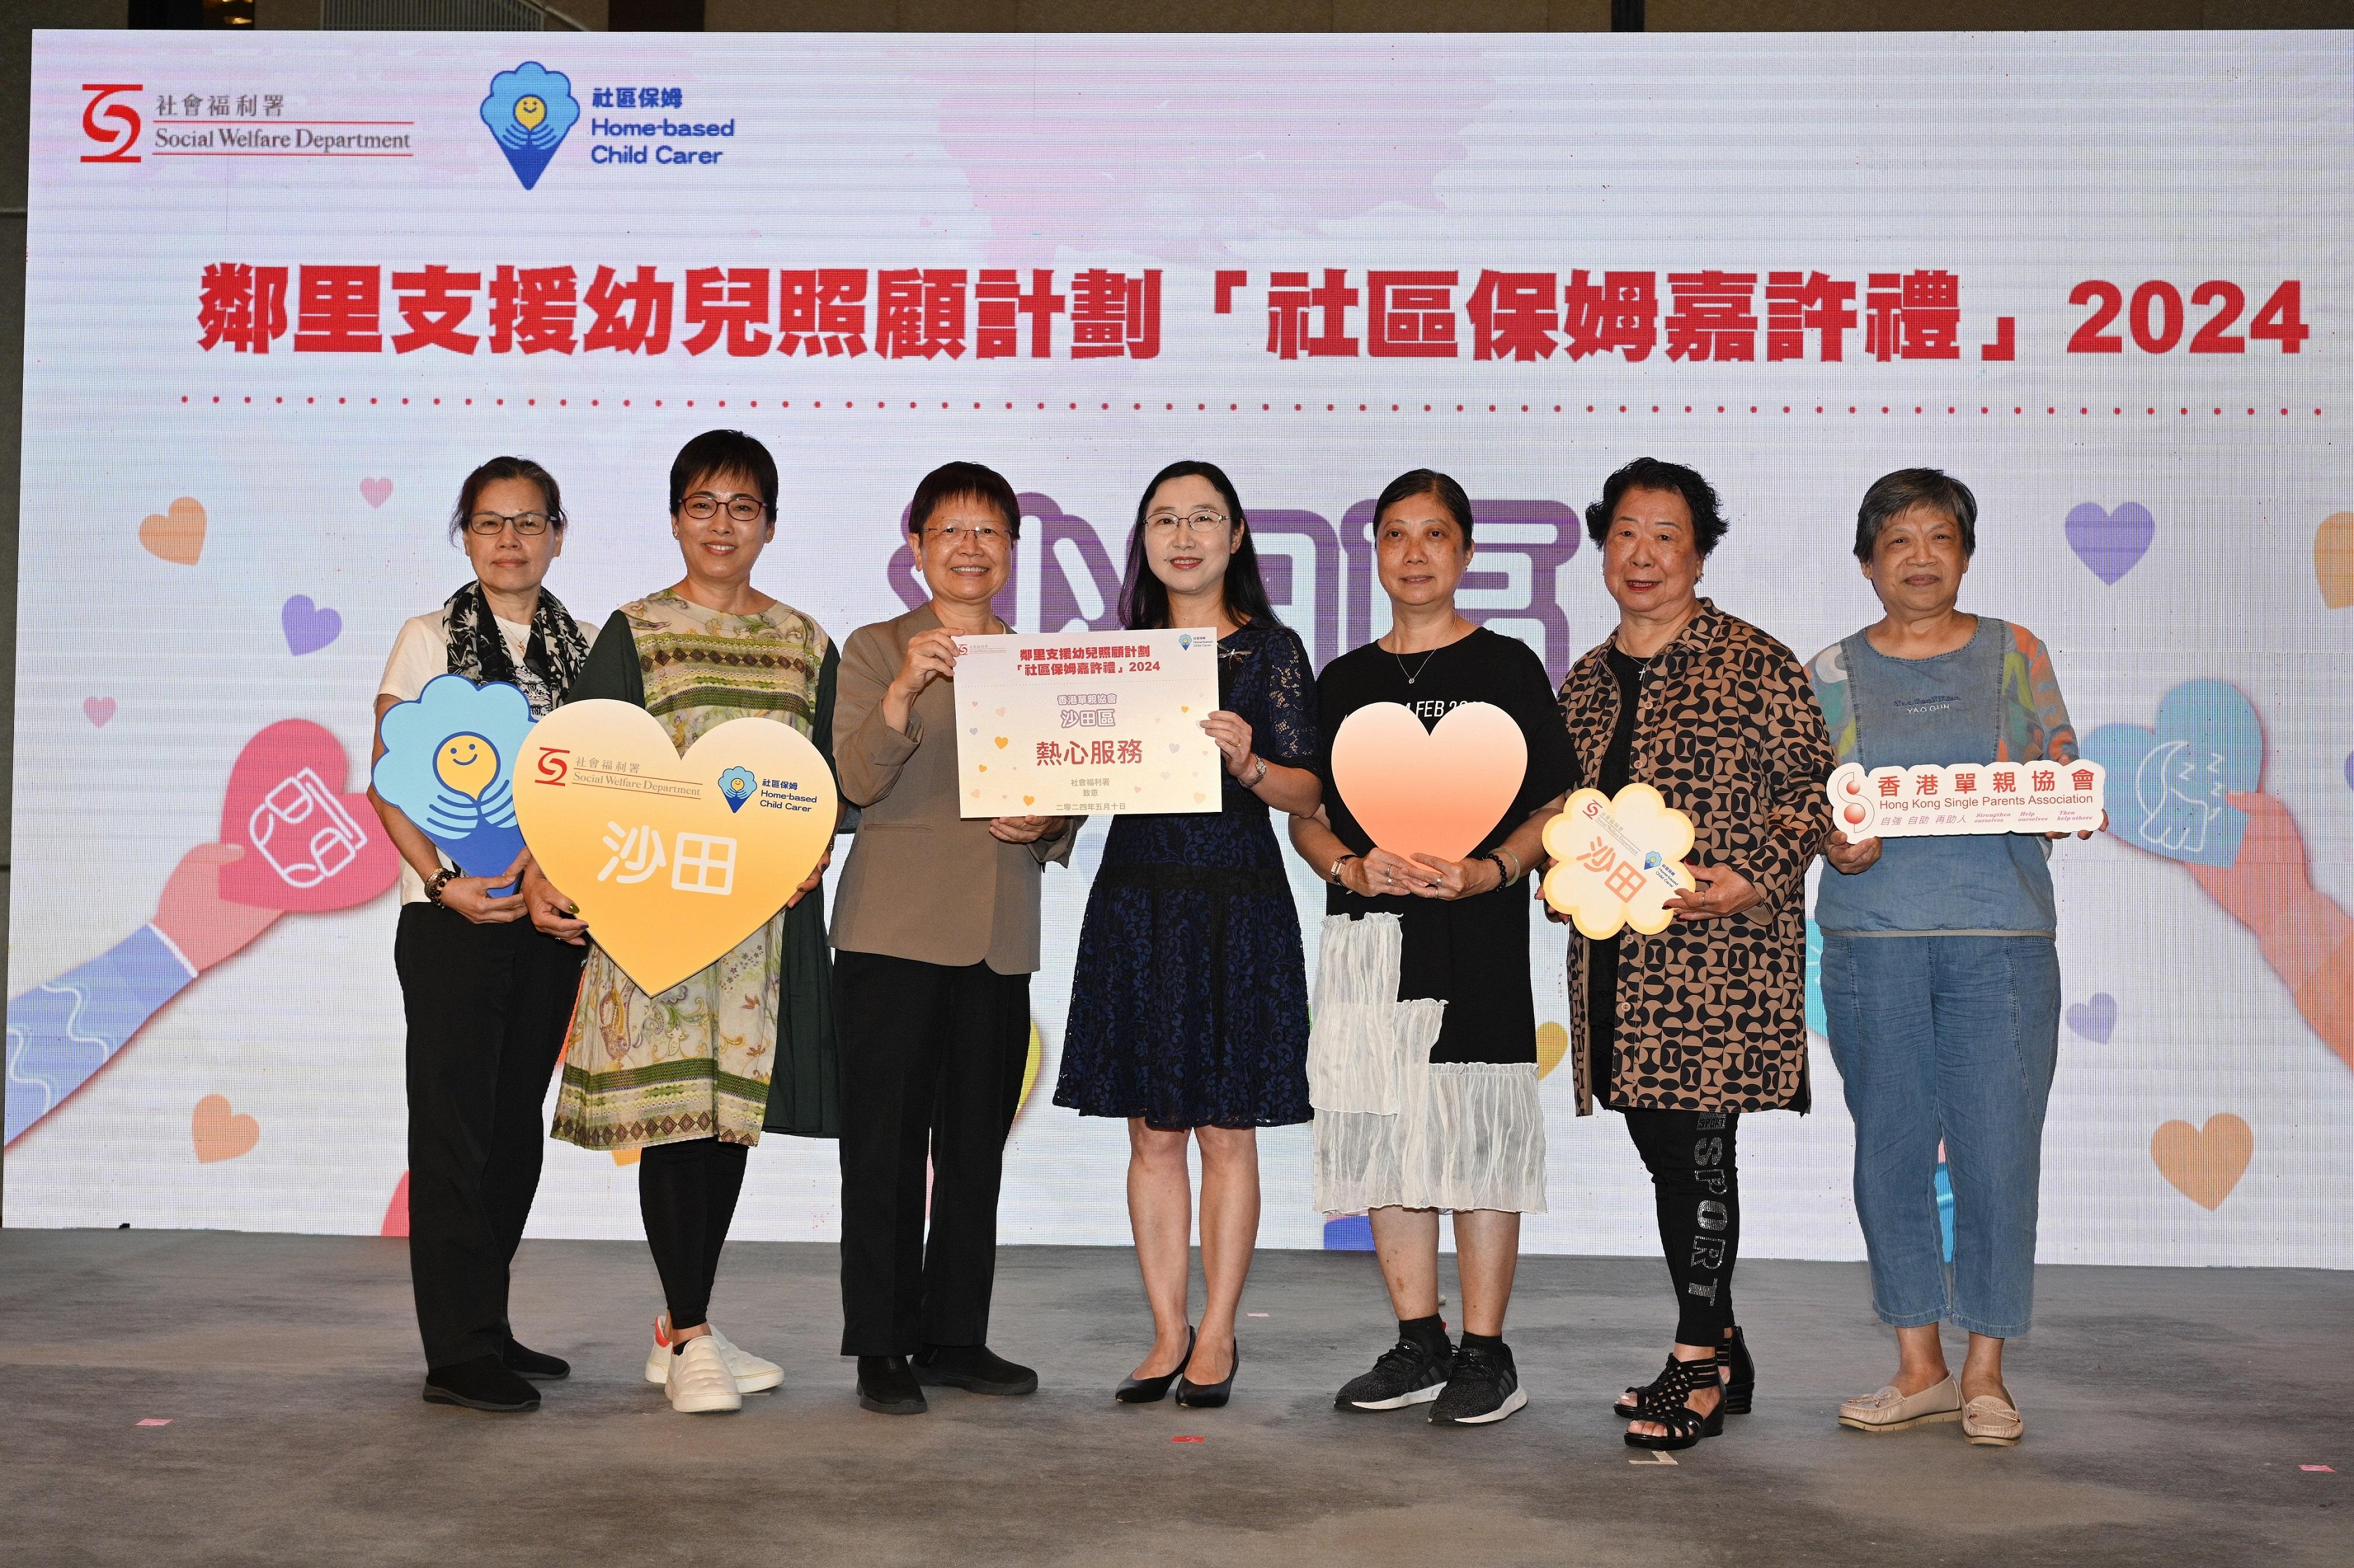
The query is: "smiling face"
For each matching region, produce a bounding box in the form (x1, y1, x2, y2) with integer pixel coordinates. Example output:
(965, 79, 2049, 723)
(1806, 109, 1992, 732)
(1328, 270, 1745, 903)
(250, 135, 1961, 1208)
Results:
(1141, 474, 1240, 605)
(1862, 502, 1971, 618)
(1600, 485, 1705, 620)
(463, 474, 564, 598)
(673, 467, 775, 593)
(1374, 494, 1471, 612)
(434, 733, 498, 799)
(911, 491, 1015, 612)
(514, 95, 547, 131)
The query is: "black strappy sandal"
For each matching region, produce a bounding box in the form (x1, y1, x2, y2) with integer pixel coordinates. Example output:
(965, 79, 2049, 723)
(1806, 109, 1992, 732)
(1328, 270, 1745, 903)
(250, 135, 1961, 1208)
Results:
(1622, 1356, 1725, 1452)
(1611, 1353, 1689, 1420)
(1720, 1326, 1754, 1416)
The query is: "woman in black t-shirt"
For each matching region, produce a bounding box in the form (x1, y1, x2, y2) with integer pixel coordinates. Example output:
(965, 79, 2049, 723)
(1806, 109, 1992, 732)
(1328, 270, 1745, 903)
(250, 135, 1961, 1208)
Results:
(1289, 470, 1574, 1429)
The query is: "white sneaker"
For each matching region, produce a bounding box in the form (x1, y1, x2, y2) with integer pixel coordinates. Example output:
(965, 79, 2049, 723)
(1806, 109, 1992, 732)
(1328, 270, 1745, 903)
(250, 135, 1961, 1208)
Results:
(644, 1314, 783, 1394)
(664, 1336, 743, 1414)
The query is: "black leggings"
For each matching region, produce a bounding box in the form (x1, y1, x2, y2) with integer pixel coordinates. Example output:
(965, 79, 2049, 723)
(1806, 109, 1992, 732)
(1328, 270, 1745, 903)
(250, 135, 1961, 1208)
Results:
(1624, 1110, 1741, 1346)
(639, 1137, 750, 1332)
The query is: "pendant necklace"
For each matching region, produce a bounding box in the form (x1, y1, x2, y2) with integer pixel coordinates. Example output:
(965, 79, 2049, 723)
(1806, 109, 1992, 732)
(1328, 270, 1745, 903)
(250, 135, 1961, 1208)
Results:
(1393, 644, 1441, 686)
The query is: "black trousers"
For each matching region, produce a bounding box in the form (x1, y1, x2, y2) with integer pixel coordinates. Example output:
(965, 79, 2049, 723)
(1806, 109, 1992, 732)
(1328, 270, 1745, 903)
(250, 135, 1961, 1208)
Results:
(640, 1137, 750, 1332)
(396, 903, 584, 1371)
(1624, 1108, 1743, 1346)
(834, 950, 1030, 1357)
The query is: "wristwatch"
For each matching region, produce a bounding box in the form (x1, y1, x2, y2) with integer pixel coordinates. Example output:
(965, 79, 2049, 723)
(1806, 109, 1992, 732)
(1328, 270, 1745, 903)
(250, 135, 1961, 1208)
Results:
(1328, 853, 1360, 887)
(424, 868, 457, 906)
(1246, 755, 1270, 788)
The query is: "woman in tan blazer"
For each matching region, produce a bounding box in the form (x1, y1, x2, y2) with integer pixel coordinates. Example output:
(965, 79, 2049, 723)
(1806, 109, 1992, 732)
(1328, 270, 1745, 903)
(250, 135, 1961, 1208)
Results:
(832, 461, 1074, 1417)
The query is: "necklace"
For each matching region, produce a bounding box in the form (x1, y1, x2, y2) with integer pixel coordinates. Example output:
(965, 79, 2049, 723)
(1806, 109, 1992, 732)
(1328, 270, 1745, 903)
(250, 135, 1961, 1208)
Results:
(1393, 644, 1441, 686)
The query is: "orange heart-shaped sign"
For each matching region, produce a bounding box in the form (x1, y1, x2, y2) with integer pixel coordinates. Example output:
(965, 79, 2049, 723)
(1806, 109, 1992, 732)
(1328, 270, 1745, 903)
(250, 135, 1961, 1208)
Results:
(515, 701, 837, 996)
(139, 497, 207, 565)
(1329, 701, 1528, 861)
(2150, 1113, 2252, 1210)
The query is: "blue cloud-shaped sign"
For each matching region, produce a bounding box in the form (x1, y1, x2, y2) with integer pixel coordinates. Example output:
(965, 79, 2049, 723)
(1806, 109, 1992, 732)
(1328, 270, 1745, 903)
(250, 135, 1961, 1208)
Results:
(480, 62, 580, 191)
(373, 674, 537, 888)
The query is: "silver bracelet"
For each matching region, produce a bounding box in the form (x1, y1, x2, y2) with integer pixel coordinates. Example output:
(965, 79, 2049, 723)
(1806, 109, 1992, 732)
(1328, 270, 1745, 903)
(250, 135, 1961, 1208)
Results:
(1246, 755, 1270, 788)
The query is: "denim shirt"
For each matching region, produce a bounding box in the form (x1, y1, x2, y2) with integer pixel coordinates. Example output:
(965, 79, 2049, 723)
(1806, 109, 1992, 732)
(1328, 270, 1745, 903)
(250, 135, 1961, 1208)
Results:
(1810, 617, 2074, 937)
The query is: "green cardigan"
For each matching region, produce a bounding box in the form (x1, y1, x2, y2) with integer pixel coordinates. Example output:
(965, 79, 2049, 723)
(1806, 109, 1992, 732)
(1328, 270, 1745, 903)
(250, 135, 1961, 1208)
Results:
(566, 608, 843, 1138)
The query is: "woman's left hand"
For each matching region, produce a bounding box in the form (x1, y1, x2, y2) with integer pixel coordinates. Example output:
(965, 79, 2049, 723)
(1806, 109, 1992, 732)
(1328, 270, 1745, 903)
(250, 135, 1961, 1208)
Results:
(989, 815, 1068, 845)
(1200, 711, 1256, 779)
(1664, 861, 1763, 920)
(784, 845, 831, 908)
(1404, 853, 1504, 901)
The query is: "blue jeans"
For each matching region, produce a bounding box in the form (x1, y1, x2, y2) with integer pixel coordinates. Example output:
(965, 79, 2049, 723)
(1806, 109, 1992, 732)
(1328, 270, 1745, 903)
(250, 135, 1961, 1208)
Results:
(1818, 934, 2060, 1339)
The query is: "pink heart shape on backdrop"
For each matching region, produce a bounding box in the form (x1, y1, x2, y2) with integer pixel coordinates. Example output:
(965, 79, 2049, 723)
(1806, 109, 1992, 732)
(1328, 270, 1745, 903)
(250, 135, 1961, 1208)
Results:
(83, 697, 116, 727)
(360, 477, 393, 509)
(1328, 701, 1529, 863)
(217, 719, 401, 913)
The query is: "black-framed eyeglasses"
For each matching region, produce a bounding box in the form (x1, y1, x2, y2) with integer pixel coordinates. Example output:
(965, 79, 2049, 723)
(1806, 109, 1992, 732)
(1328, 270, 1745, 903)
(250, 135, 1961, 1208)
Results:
(467, 511, 554, 537)
(681, 494, 767, 522)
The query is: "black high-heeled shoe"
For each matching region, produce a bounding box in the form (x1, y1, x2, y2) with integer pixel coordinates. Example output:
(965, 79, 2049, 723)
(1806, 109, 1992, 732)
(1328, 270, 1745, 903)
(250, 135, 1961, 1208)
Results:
(1115, 1327, 1195, 1404)
(1720, 1326, 1754, 1416)
(1622, 1355, 1725, 1452)
(1175, 1338, 1237, 1409)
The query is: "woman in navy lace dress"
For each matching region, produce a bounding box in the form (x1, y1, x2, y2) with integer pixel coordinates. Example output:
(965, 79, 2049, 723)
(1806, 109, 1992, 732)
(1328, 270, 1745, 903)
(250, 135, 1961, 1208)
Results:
(1055, 461, 1321, 1410)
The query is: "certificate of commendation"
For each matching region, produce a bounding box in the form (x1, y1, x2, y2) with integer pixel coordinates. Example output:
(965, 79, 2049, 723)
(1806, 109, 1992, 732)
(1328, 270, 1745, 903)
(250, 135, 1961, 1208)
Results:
(951, 629, 1224, 818)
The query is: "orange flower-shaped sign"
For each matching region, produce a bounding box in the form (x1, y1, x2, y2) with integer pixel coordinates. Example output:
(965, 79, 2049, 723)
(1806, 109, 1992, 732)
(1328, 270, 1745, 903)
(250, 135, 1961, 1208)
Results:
(1541, 784, 1697, 939)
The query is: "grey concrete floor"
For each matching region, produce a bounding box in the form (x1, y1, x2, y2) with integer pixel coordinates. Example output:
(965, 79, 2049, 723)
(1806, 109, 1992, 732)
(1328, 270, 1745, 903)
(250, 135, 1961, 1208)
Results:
(0, 1230, 2343, 1567)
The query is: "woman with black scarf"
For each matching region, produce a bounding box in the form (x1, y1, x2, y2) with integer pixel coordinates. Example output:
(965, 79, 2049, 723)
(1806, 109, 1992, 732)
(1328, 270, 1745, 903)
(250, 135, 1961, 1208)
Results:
(369, 455, 594, 1414)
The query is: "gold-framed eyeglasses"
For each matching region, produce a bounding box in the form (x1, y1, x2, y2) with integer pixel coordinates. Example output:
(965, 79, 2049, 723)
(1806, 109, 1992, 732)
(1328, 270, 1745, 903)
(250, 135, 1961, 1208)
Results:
(681, 494, 767, 522)
(1146, 510, 1231, 538)
(923, 522, 1012, 548)
(467, 511, 553, 536)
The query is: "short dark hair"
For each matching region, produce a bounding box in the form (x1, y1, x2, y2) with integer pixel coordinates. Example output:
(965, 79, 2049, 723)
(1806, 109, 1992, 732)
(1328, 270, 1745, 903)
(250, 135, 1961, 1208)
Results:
(906, 461, 1021, 540)
(669, 429, 778, 517)
(448, 455, 564, 543)
(1372, 468, 1474, 543)
(1853, 468, 1978, 563)
(1118, 460, 1284, 632)
(1584, 457, 1728, 557)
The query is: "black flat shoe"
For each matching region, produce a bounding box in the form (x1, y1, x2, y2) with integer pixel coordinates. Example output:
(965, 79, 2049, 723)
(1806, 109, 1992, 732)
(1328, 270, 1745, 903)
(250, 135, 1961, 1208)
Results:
(856, 1354, 928, 1416)
(1175, 1338, 1237, 1409)
(913, 1343, 1038, 1397)
(423, 1354, 540, 1413)
(503, 1339, 571, 1381)
(1116, 1326, 1195, 1404)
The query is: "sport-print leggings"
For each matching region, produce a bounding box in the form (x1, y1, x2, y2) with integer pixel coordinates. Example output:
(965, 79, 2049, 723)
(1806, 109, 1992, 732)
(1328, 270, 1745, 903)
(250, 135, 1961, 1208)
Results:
(1624, 1109, 1741, 1346)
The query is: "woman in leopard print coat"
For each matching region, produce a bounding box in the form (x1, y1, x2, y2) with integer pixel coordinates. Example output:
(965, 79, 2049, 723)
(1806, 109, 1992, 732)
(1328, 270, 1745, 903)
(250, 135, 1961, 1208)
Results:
(1554, 457, 1834, 1452)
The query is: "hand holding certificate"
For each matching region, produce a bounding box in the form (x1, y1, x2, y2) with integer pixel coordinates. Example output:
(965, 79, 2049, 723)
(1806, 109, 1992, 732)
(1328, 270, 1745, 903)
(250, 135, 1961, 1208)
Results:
(952, 630, 1224, 817)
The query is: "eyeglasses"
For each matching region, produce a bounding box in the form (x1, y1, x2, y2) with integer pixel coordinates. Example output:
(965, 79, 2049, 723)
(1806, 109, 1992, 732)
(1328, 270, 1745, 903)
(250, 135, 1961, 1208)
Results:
(467, 511, 554, 536)
(1146, 510, 1231, 538)
(680, 494, 767, 522)
(923, 523, 1012, 549)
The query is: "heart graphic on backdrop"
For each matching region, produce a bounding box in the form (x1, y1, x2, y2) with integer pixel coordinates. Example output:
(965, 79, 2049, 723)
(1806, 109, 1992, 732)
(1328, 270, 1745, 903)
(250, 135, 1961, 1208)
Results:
(138, 497, 207, 565)
(219, 720, 401, 912)
(281, 595, 341, 656)
(1329, 701, 1527, 861)
(360, 477, 394, 509)
(2081, 679, 2260, 867)
(2065, 502, 2154, 584)
(2065, 993, 2118, 1043)
(191, 1094, 260, 1163)
(2150, 1113, 2252, 1210)
(515, 700, 837, 996)
(1534, 1021, 1568, 1080)
(83, 697, 115, 728)
(2315, 512, 2354, 609)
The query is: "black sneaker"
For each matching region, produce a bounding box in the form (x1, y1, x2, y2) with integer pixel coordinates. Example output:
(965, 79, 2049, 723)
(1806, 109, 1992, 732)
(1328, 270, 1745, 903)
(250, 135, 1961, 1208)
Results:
(1335, 1334, 1454, 1411)
(502, 1339, 571, 1381)
(856, 1354, 929, 1416)
(1429, 1341, 1527, 1426)
(913, 1343, 1038, 1396)
(423, 1353, 540, 1413)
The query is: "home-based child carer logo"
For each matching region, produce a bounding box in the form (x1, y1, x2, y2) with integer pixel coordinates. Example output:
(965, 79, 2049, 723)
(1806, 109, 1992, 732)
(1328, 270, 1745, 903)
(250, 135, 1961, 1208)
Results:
(480, 62, 578, 189)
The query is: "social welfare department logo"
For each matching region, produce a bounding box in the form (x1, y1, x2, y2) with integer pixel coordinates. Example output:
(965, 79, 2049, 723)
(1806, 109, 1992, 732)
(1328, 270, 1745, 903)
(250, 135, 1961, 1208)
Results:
(480, 62, 578, 190)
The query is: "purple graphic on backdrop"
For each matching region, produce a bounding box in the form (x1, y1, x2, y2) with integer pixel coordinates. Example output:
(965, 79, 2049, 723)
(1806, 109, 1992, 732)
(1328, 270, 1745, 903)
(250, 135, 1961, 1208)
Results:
(2083, 678, 2261, 867)
(280, 594, 341, 656)
(2066, 993, 2119, 1043)
(2065, 501, 2155, 584)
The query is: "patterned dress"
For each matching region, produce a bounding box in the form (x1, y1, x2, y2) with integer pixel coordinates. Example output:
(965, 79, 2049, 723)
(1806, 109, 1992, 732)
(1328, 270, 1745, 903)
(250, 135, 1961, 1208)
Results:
(1054, 620, 1318, 1130)
(550, 590, 840, 1151)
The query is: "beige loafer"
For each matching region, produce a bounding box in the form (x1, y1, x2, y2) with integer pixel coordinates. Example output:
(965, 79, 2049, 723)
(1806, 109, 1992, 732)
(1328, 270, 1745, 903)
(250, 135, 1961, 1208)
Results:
(1963, 1393, 2024, 1446)
(1838, 1376, 1963, 1432)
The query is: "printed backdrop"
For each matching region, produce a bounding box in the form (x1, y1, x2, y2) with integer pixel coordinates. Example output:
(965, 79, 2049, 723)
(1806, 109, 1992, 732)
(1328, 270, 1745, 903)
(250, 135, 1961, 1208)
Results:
(9, 31, 2349, 1269)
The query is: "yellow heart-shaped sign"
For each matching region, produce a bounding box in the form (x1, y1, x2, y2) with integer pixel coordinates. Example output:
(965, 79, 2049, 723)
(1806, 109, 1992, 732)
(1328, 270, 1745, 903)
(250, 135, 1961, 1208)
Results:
(515, 700, 837, 996)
